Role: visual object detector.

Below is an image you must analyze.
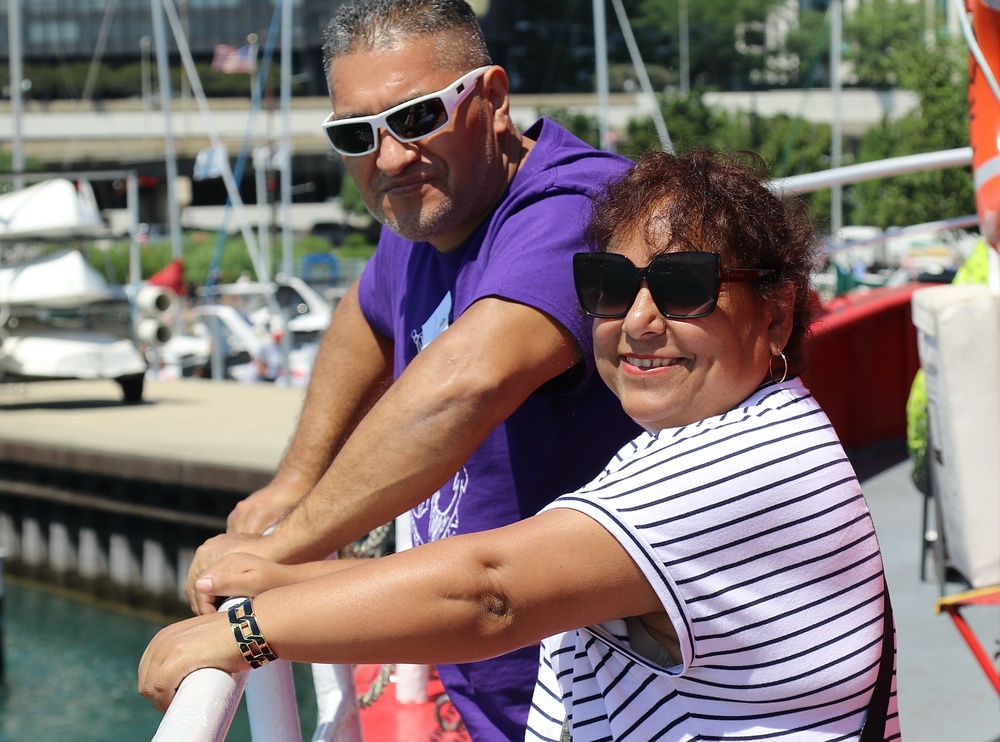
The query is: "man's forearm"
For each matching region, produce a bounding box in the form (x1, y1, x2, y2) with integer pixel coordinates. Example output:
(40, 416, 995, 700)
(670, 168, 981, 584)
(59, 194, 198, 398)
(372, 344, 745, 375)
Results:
(263, 298, 583, 564)
(273, 281, 393, 493)
(263, 361, 501, 562)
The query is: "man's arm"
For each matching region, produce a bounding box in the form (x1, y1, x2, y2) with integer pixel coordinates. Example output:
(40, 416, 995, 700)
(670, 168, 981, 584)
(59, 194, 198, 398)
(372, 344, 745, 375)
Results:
(185, 296, 583, 609)
(226, 280, 394, 535)
(262, 296, 582, 561)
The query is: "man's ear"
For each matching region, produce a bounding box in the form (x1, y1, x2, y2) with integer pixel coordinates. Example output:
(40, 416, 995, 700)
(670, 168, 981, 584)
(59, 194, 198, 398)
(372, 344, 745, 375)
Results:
(481, 66, 512, 132)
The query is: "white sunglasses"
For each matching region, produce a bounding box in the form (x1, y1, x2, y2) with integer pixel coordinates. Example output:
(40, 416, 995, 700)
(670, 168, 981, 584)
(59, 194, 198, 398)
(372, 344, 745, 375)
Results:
(322, 66, 491, 157)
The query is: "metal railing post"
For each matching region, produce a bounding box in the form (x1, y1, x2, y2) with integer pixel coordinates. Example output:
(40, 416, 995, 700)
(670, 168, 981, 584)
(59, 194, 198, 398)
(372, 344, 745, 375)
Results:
(245, 658, 302, 741)
(310, 663, 363, 742)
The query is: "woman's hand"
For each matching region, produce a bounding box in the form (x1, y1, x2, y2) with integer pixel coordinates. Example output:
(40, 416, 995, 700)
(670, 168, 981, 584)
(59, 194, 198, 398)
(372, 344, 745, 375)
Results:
(191, 552, 299, 616)
(185, 535, 273, 614)
(138, 613, 245, 712)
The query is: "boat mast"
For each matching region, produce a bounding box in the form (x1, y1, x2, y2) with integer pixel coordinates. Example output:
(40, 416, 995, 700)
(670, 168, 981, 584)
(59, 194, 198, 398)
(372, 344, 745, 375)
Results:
(609, 0, 672, 152)
(156, 0, 265, 279)
(593, 0, 612, 151)
(150, 0, 184, 261)
(831, 0, 843, 237)
(7, 0, 25, 191)
(594, 0, 673, 152)
(279, 0, 293, 277)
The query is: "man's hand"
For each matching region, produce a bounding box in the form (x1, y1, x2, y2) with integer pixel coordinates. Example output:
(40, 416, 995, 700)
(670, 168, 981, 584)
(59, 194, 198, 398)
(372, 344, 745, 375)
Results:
(227, 480, 306, 536)
(184, 533, 272, 615)
(138, 612, 244, 713)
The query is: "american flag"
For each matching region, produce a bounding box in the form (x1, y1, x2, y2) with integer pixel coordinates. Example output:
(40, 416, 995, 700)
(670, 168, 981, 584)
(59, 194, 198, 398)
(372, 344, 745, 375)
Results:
(211, 44, 256, 75)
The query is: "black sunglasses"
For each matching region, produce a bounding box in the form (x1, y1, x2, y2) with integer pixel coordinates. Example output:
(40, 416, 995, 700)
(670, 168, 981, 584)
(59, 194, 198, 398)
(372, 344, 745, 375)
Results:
(573, 251, 775, 319)
(322, 66, 491, 156)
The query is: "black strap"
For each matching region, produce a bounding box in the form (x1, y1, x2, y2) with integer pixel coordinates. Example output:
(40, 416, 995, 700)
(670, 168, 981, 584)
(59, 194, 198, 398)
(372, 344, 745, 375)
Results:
(859, 582, 894, 741)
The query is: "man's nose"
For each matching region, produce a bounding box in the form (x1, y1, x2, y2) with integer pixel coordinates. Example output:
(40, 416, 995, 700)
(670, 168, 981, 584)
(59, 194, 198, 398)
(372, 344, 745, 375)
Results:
(375, 129, 420, 174)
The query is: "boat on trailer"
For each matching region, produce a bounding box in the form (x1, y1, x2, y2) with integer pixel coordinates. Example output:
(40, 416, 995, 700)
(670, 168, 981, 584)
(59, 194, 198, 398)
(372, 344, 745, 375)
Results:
(0, 180, 156, 403)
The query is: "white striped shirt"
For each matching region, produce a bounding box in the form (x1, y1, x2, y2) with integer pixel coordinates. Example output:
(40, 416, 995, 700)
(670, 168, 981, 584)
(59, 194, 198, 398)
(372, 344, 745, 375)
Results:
(526, 378, 901, 741)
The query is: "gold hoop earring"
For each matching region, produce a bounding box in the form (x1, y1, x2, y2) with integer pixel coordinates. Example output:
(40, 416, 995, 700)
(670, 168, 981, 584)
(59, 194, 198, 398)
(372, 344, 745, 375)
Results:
(769, 350, 788, 384)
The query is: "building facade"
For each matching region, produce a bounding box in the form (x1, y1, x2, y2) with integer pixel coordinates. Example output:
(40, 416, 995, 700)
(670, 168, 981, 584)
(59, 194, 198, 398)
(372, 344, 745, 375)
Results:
(0, 0, 349, 97)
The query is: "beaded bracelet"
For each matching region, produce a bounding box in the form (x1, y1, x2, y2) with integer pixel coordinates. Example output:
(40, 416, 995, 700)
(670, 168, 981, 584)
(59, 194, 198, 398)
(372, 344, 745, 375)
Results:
(228, 598, 279, 669)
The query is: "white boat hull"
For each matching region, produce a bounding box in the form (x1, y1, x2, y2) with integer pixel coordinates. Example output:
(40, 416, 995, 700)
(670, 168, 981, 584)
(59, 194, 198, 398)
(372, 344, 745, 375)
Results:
(0, 249, 119, 308)
(0, 332, 146, 381)
(0, 178, 106, 241)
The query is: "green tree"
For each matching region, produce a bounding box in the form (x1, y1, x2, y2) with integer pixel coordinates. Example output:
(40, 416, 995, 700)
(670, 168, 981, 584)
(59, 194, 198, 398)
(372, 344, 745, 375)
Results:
(852, 37, 972, 228)
(622, 92, 751, 156)
(844, 0, 926, 88)
(634, 0, 786, 90)
(338, 173, 368, 217)
(782, 9, 830, 87)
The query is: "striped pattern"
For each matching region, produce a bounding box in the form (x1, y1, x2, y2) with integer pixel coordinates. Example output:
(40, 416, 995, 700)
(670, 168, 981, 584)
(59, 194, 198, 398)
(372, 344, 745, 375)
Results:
(526, 378, 900, 741)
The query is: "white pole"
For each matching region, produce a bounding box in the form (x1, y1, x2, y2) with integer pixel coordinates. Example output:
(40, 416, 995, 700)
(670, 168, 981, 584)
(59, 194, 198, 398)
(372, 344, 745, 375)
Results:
(140, 36, 152, 135)
(770, 147, 972, 196)
(679, 0, 690, 96)
(255, 146, 272, 279)
(244, 660, 302, 742)
(280, 0, 295, 278)
(8, 0, 25, 191)
(830, 0, 843, 237)
(593, 0, 612, 151)
(152, 598, 250, 742)
(150, 0, 184, 261)
(128, 170, 141, 287)
(392, 510, 428, 705)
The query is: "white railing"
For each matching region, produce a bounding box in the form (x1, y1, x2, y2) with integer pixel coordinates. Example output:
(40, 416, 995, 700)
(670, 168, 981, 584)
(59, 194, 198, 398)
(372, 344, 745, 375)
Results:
(770, 147, 973, 196)
(151, 597, 319, 742)
(151, 666, 248, 742)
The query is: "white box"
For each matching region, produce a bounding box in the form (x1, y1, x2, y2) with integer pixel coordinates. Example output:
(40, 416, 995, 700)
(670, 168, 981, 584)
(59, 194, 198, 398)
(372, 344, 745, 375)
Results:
(912, 284, 1000, 589)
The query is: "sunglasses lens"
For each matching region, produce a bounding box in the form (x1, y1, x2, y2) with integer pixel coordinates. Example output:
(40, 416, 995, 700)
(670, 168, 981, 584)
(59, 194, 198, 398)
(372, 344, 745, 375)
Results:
(328, 122, 376, 155)
(645, 258, 717, 318)
(386, 98, 449, 140)
(574, 255, 637, 317)
(574, 253, 719, 319)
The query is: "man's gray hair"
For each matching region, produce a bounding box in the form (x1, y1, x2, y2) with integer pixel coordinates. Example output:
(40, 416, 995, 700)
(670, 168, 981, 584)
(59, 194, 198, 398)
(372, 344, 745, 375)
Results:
(322, 0, 492, 92)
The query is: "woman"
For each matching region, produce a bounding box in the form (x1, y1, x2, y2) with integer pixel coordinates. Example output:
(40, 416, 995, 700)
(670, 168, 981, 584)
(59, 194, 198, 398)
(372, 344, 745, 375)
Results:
(139, 150, 899, 740)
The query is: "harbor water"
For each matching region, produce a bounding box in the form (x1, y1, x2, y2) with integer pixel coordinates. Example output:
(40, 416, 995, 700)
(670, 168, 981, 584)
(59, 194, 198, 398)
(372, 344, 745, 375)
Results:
(0, 580, 318, 742)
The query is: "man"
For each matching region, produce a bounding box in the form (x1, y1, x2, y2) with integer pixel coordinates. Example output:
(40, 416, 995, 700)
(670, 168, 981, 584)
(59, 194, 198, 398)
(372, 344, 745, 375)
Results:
(184, 0, 638, 738)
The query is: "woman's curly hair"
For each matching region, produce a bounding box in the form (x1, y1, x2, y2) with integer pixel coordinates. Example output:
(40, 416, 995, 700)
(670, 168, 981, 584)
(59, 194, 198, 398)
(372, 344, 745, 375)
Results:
(585, 148, 819, 373)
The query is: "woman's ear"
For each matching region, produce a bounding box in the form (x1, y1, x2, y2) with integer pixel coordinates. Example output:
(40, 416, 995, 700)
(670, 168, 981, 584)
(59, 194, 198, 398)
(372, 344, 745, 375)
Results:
(767, 282, 796, 352)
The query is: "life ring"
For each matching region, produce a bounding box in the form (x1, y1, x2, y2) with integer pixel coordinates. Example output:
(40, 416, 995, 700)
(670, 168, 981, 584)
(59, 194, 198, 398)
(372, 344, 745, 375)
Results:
(968, 0, 1000, 247)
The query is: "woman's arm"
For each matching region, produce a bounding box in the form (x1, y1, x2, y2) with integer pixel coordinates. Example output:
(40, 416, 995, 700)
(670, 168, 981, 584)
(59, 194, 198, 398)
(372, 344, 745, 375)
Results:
(140, 508, 663, 711)
(190, 553, 365, 614)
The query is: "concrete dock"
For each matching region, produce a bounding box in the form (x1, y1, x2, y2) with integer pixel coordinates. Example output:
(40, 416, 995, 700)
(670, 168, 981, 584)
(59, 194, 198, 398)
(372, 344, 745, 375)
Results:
(0, 378, 304, 488)
(0, 377, 997, 741)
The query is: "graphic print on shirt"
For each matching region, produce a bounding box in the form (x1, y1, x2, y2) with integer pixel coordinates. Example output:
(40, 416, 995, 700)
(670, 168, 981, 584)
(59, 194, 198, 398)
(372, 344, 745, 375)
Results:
(409, 290, 469, 544)
(410, 291, 452, 353)
(411, 467, 469, 546)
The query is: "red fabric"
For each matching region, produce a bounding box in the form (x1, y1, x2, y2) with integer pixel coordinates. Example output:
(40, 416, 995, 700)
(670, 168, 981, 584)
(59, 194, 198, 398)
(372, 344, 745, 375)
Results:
(803, 283, 923, 450)
(356, 665, 472, 742)
(148, 259, 185, 296)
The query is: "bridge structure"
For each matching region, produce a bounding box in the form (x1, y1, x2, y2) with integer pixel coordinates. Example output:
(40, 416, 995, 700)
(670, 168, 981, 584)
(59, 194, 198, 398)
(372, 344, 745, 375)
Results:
(0, 88, 917, 166)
